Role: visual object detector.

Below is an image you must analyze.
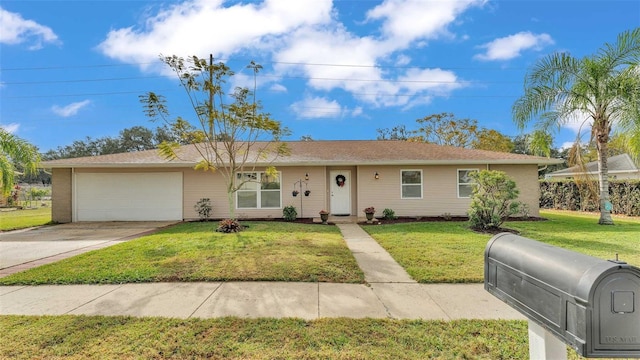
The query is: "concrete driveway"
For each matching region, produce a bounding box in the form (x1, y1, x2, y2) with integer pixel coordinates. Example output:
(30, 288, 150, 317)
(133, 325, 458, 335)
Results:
(0, 222, 177, 277)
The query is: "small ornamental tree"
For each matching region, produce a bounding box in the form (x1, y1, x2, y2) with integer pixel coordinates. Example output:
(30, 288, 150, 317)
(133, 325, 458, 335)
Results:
(467, 170, 522, 231)
(140, 55, 290, 225)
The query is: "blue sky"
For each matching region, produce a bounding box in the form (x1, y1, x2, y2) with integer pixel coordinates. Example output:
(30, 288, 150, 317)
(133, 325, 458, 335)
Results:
(1, 0, 638, 152)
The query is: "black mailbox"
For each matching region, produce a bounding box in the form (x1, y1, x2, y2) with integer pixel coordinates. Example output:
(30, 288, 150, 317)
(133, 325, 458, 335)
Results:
(485, 233, 640, 358)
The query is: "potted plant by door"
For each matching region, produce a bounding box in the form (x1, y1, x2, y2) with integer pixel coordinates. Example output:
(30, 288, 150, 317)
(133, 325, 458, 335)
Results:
(319, 210, 329, 224)
(363, 206, 375, 223)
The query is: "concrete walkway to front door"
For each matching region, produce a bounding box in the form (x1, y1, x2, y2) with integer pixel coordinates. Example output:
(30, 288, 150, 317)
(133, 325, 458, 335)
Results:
(336, 224, 415, 283)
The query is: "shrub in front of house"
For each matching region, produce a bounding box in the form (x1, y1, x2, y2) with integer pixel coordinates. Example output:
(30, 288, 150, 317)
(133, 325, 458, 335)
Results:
(283, 206, 297, 221)
(194, 198, 212, 221)
(216, 219, 244, 233)
(468, 170, 522, 231)
(382, 208, 396, 220)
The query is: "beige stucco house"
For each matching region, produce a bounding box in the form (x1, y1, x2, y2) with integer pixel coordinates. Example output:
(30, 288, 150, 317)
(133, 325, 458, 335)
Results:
(41, 140, 561, 223)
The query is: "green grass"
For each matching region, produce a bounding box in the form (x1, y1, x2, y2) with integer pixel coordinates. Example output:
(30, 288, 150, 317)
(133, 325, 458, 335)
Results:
(364, 210, 640, 283)
(510, 210, 640, 263)
(0, 316, 532, 359)
(0, 206, 52, 231)
(2, 212, 635, 359)
(0, 221, 364, 285)
(364, 221, 489, 283)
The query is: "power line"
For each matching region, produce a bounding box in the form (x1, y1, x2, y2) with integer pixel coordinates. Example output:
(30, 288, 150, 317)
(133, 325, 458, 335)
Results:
(0, 58, 527, 72)
(3, 75, 166, 85)
(4, 89, 174, 99)
(3, 73, 521, 86)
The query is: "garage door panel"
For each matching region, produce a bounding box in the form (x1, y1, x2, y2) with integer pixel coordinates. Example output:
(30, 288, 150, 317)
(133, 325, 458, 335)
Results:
(75, 173, 182, 221)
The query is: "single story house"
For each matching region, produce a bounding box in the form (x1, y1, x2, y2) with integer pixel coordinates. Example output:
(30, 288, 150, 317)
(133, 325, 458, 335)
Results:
(545, 153, 640, 180)
(41, 140, 561, 223)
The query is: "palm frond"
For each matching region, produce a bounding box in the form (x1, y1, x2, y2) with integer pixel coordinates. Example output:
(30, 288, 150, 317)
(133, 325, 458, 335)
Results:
(0, 129, 40, 194)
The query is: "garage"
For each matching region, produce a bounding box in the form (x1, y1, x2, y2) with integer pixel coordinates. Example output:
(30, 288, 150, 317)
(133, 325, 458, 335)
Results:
(74, 172, 183, 221)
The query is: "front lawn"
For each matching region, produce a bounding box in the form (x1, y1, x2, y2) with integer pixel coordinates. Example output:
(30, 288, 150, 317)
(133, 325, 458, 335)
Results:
(364, 210, 640, 283)
(0, 222, 364, 285)
(0, 207, 52, 231)
(0, 316, 531, 359)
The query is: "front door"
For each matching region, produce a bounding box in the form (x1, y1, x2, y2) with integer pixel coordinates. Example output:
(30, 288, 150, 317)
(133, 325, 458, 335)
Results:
(330, 170, 351, 215)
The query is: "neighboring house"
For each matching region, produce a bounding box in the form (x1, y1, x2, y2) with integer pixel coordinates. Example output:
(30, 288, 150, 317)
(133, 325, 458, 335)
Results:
(545, 153, 640, 181)
(41, 140, 561, 223)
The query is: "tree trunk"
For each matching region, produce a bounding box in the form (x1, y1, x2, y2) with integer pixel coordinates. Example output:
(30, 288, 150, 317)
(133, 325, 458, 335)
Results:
(596, 140, 614, 225)
(227, 190, 236, 220)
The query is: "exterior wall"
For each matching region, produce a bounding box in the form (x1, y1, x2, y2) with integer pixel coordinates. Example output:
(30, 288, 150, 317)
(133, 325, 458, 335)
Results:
(51, 168, 72, 223)
(489, 164, 541, 217)
(357, 164, 541, 218)
(52, 163, 541, 222)
(183, 166, 328, 220)
(282, 166, 327, 218)
(357, 165, 481, 217)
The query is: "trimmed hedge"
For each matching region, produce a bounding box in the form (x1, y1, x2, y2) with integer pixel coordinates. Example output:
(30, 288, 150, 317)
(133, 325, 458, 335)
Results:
(540, 180, 640, 216)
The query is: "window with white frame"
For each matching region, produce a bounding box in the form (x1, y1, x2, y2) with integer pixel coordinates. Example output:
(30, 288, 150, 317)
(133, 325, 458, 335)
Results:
(236, 171, 281, 209)
(401, 170, 422, 199)
(457, 169, 478, 198)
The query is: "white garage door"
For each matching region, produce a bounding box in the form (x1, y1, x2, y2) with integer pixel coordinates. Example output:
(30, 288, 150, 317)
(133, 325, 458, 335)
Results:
(75, 173, 183, 221)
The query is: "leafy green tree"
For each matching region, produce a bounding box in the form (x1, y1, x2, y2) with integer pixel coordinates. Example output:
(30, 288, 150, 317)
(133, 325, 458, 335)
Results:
(119, 126, 155, 152)
(513, 28, 640, 225)
(0, 129, 40, 195)
(43, 126, 185, 160)
(414, 113, 479, 147)
(472, 129, 515, 153)
(376, 125, 415, 141)
(467, 170, 522, 231)
(140, 55, 289, 220)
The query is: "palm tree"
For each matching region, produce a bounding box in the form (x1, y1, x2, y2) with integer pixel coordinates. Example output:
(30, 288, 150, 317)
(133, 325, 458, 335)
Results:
(513, 28, 640, 225)
(0, 128, 40, 196)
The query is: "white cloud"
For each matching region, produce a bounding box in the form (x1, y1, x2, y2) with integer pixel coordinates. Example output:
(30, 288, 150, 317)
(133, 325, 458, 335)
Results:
(0, 7, 60, 50)
(397, 68, 463, 94)
(270, 83, 287, 93)
(395, 54, 411, 66)
(275, 27, 467, 107)
(560, 141, 577, 150)
(51, 100, 91, 117)
(98, 0, 477, 109)
(98, 0, 333, 68)
(366, 0, 485, 47)
(290, 96, 343, 119)
(0, 122, 20, 133)
(561, 109, 593, 136)
(475, 31, 554, 61)
(351, 106, 363, 117)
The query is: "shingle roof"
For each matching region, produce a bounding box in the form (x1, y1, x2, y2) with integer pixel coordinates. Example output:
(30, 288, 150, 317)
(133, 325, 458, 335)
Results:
(41, 140, 561, 168)
(547, 153, 639, 177)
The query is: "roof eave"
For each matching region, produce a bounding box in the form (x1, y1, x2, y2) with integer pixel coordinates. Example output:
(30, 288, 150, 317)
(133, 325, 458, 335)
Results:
(42, 158, 561, 169)
(41, 163, 194, 169)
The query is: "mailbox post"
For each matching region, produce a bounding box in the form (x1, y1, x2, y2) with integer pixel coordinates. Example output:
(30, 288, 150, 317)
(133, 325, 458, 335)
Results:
(485, 233, 640, 358)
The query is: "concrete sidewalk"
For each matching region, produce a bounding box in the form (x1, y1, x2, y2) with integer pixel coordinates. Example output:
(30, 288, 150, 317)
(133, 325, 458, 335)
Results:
(0, 223, 523, 320)
(0, 282, 523, 320)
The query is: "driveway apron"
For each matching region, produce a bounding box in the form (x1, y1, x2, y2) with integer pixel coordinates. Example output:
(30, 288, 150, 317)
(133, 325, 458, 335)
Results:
(0, 222, 177, 277)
